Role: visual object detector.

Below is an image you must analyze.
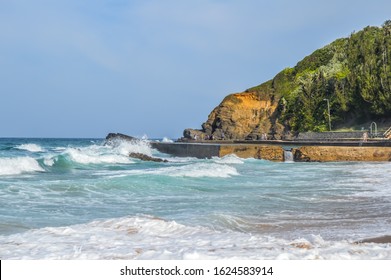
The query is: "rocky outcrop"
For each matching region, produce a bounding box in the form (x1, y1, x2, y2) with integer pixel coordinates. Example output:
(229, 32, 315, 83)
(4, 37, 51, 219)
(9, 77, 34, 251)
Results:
(105, 133, 138, 144)
(129, 152, 168, 163)
(293, 146, 391, 162)
(196, 91, 286, 140)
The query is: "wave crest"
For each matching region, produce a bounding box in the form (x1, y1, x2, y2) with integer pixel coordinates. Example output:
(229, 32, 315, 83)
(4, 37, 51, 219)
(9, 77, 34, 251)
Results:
(64, 147, 131, 165)
(0, 157, 45, 176)
(16, 144, 45, 153)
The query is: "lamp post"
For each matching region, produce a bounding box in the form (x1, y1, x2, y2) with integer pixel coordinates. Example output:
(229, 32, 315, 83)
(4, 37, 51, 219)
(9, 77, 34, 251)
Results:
(324, 99, 331, 131)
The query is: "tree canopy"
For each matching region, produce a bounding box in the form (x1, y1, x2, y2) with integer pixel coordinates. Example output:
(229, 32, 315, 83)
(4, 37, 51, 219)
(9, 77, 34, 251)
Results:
(248, 21, 391, 132)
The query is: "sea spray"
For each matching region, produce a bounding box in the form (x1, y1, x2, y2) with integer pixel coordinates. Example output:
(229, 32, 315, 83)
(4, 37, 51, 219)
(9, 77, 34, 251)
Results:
(65, 147, 131, 165)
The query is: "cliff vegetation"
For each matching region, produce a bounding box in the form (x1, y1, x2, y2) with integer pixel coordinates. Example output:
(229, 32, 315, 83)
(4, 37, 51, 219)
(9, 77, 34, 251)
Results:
(186, 21, 391, 140)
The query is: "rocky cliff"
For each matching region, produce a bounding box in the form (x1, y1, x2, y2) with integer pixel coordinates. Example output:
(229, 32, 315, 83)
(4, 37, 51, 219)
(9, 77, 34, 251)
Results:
(184, 21, 391, 140)
(184, 87, 287, 140)
(202, 91, 286, 140)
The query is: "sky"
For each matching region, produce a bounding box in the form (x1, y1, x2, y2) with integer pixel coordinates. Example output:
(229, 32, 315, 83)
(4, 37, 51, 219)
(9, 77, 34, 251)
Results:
(1, 0, 391, 138)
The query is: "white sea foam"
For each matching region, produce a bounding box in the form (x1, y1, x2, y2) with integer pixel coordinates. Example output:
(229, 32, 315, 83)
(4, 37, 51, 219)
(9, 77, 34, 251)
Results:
(162, 163, 239, 178)
(213, 154, 244, 164)
(65, 147, 132, 165)
(1, 215, 390, 260)
(16, 143, 44, 153)
(104, 163, 240, 178)
(58, 140, 157, 165)
(162, 137, 174, 143)
(0, 157, 45, 176)
(105, 138, 154, 156)
(43, 157, 55, 167)
(113, 140, 153, 157)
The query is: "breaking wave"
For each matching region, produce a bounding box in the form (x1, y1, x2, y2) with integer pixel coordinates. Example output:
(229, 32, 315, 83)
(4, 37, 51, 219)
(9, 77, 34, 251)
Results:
(161, 163, 239, 178)
(16, 143, 45, 153)
(40, 140, 156, 167)
(0, 157, 45, 176)
(103, 162, 240, 178)
(64, 147, 131, 165)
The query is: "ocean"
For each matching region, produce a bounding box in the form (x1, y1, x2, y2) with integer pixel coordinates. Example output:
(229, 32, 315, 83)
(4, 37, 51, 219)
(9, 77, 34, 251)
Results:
(0, 137, 390, 259)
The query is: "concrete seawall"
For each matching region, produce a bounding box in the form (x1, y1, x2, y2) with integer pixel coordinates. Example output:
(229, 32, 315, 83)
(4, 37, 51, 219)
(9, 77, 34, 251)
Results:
(106, 133, 391, 162)
(151, 141, 391, 162)
(151, 142, 221, 158)
(151, 142, 284, 161)
(293, 146, 391, 162)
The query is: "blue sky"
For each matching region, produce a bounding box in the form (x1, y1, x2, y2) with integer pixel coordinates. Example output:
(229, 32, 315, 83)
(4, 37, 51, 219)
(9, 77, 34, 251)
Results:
(1, 0, 390, 138)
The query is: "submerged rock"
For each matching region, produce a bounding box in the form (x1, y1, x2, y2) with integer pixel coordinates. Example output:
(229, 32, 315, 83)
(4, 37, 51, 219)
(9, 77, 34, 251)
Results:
(129, 152, 168, 163)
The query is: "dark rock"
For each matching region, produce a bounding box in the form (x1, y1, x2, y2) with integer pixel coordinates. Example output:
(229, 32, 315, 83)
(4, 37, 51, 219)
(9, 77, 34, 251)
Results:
(129, 152, 168, 163)
(183, 129, 208, 141)
(105, 133, 137, 142)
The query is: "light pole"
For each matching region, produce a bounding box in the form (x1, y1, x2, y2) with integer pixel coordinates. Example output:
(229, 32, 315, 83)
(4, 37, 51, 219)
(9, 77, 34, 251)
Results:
(324, 99, 331, 131)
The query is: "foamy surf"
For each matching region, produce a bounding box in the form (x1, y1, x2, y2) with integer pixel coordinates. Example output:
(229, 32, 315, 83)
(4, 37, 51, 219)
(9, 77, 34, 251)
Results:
(0, 157, 45, 176)
(64, 147, 132, 165)
(161, 163, 239, 178)
(99, 162, 239, 178)
(0, 215, 390, 260)
(16, 143, 45, 153)
(106, 138, 154, 157)
(213, 154, 245, 164)
(49, 140, 156, 166)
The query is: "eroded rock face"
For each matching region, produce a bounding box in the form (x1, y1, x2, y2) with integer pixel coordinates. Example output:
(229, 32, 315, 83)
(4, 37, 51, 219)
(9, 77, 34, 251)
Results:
(193, 91, 286, 140)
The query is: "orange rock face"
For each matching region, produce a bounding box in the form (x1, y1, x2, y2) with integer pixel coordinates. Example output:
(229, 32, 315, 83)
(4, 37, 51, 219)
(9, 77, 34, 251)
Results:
(202, 91, 284, 140)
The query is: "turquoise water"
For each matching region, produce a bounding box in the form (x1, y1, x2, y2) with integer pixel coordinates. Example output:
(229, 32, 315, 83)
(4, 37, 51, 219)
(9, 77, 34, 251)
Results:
(1, 138, 391, 259)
